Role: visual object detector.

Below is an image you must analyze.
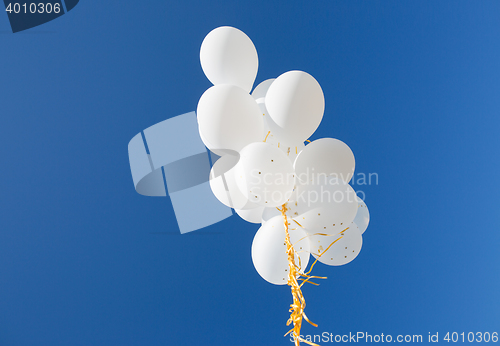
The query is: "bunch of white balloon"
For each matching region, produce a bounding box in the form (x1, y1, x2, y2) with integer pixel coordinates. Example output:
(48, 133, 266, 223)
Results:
(197, 26, 370, 346)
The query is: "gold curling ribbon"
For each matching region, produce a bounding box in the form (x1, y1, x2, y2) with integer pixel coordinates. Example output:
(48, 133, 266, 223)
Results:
(280, 203, 348, 346)
(263, 131, 271, 142)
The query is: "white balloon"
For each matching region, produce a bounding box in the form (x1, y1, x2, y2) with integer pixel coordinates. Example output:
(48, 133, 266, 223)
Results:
(252, 80, 277, 141)
(200, 26, 258, 93)
(287, 179, 358, 235)
(309, 222, 362, 266)
(252, 215, 310, 285)
(209, 154, 260, 210)
(294, 138, 355, 184)
(257, 100, 305, 163)
(261, 206, 281, 223)
(265, 133, 305, 164)
(234, 142, 295, 207)
(261, 186, 300, 223)
(252, 78, 275, 101)
(257, 102, 273, 140)
(199, 128, 236, 156)
(265, 71, 324, 143)
(353, 197, 370, 234)
(235, 205, 265, 224)
(251, 81, 287, 151)
(197, 85, 264, 152)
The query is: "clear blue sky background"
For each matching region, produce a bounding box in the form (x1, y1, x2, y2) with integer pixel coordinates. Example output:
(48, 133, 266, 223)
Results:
(1, 1, 499, 345)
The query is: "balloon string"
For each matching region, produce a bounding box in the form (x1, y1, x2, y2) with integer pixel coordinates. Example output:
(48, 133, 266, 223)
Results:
(263, 131, 271, 142)
(280, 203, 325, 346)
(280, 208, 351, 346)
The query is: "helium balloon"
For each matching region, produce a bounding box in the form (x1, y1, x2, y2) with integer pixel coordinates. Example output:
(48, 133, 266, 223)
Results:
(261, 206, 281, 223)
(251, 80, 284, 148)
(287, 179, 358, 235)
(235, 142, 295, 207)
(197, 85, 264, 152)
(265, 71, 324, 143)
(353, 197, 370, 234)
(209, 154, 260, 210)
(265, 133, 305, 164)
(257, 102, 273, 141)
(261, 184, 299, 223)
(254, 104, 305, 167)
(236, 205, 265, 224)
(257, 100, 305, 163)
(252, 78, 275, 101)
(252, 79, 277, 140)
(199, 127, 236, 156)
(200, 26, 258, 93)
(309, 222, 362, 266)
(294, 138, 355, 184)
(252, 215, 310, 285)
(166, 25, 375, 340)
(258, 104, 306, 165)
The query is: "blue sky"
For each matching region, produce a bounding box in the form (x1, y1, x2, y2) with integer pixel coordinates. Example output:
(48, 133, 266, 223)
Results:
(1, 1, 499, 345)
